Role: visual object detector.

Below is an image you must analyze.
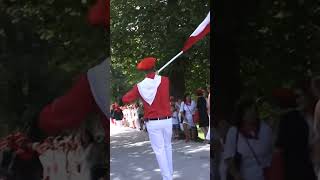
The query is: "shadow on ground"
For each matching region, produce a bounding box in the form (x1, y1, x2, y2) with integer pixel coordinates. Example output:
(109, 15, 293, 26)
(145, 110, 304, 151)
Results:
(110, 126, 210, 180)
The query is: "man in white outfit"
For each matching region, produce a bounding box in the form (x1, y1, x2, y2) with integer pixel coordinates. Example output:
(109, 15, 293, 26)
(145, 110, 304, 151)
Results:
(122, 57, 173, 180)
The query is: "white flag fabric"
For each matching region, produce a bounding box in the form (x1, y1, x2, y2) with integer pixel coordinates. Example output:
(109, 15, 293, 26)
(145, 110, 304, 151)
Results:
(182, 12, 210, 52)
(87, 58, 110, 118)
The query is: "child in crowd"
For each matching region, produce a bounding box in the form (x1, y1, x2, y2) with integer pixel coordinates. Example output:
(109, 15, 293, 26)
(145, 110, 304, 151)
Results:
(171, 105, 180, 140)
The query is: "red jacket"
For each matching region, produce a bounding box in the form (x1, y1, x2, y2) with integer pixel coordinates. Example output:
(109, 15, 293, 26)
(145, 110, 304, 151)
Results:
(122, 72, 171, 119)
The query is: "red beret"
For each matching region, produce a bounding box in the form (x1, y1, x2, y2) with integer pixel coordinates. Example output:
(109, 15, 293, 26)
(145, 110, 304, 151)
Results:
(137, 57, 157, 71)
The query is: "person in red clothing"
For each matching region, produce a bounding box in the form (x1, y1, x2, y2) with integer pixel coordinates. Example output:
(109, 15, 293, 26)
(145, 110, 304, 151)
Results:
(122, 57, 173, 180)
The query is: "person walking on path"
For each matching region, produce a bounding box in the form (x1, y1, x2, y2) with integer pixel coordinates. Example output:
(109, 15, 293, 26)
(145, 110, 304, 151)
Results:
(122, 57, 173, 180)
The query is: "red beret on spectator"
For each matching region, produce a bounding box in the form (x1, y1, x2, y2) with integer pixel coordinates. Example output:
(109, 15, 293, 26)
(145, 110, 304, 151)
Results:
(137, 57, 157, 71)
(272, 88, 297, 108)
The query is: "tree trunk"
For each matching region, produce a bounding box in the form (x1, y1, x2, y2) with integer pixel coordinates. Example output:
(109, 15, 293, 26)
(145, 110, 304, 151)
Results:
(27, 48, 49, 107)
(212, 0, 242, 127)
(169, 59, 186, 99)
(211, 6, 261, 180)
(165, 0, 186, 99)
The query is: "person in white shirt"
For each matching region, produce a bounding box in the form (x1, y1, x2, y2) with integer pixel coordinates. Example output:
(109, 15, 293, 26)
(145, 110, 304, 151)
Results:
(223, 98, 272, 180)
(133, 105, 139, 129)
(180, 94, 197, 142)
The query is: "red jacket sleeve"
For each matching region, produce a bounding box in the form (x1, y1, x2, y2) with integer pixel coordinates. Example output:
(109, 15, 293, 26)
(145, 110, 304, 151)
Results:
(122, 85, 139, 104)
(38, 74, 98, 135)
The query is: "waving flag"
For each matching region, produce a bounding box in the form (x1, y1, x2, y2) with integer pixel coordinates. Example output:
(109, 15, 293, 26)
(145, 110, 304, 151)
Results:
(158, 11, 210, 73)
(182, 11, 210, 52)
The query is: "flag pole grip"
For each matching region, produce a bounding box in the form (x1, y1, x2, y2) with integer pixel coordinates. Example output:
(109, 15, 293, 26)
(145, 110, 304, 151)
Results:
(157, 51, 184, 74)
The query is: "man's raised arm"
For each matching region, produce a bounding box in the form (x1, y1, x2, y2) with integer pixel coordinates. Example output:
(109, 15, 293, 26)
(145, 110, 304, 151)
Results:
(122, 85, 139, 104)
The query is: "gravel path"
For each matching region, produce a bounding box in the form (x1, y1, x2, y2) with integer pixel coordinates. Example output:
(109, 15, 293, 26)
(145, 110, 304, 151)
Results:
(110, 123, 210, 180)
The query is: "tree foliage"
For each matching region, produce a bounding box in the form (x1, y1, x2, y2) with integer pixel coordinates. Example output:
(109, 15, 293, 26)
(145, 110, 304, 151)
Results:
(0, 0, 108, 131)
(110, 0, 210, 101)
(237, 0, 320, 97)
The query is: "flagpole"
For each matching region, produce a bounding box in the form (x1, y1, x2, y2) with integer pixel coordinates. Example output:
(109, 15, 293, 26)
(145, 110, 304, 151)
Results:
(157, 51, 184, 74)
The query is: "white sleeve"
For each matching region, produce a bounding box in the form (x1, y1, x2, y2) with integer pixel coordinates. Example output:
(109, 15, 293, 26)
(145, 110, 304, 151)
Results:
(223, 127, 238, 160)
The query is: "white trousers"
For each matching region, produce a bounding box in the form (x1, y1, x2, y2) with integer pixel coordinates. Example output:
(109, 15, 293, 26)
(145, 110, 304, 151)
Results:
(146, 118, 173, 180)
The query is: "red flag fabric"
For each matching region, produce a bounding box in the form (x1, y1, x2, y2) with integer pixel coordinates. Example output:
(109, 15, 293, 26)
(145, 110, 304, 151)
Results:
(87, 0, 109, 28)
(182, 12, 210, 52)
(38, 73, 110, 143)
(38, 74, 98, 135)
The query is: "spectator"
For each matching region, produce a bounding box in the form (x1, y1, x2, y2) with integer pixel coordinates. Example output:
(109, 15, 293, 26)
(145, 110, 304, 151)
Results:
(273, 88, 317, 180)
(175, 98, 182, 112)
(132, 105, 139, 129)
(113, 104, 123, 127)
(175, 98, 183, 131)
(110, 104, 116, 125)
(224, 97, 272, 180)
(171, 105, 180, 140)
(295, 80, 318, 146)
(180, 94, 197, 142)
(137, 102, 144, 131)
(196, 88, 209, 141)
(170, 96, 175, 106)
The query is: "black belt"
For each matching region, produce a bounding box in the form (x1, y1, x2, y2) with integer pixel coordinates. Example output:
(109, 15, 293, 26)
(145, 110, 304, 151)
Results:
(144, 116, 172, 122)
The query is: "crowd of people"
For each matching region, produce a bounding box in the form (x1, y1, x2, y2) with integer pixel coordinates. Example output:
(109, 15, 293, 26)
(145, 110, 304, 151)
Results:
(212, 77, 320, 180)
(110, 86, 211, 144)
(0, 128, 107, 180)
(110, 103, 142, 130)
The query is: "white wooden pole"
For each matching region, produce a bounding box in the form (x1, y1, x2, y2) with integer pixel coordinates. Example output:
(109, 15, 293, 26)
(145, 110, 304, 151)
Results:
(157, 51, 184, 74)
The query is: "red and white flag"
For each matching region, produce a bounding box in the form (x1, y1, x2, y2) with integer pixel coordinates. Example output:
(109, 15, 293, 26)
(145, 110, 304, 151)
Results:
(182, 12, 210, 52)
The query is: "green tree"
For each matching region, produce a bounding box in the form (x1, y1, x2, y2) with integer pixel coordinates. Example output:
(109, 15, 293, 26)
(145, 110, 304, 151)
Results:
(110, 0, 210, 101)
(0, 0, 108, 131)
